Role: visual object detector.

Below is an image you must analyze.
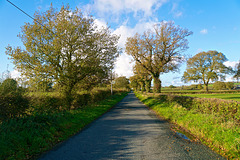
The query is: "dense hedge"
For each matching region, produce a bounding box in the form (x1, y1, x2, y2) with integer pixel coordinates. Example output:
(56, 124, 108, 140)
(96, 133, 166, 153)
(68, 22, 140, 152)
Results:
(0, 78, 29, 120)
(136, 92, 240, 159)
(156, 94, 240, 122)
(0, 88, 126, 121)
(0, 94, 29, 120)
(0, 92, 128, 160)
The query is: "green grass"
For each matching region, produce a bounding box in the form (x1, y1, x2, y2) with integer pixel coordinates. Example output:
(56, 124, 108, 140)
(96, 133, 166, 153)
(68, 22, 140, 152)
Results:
(183, 93, 240, 101)
(0, 92, 128, 160)
(136, 92, 240, 159)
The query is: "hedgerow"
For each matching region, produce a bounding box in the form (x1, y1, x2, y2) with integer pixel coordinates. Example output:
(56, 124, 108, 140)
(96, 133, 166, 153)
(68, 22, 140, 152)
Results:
(156, 94, 240, 122)
(136, 92, 240, 159)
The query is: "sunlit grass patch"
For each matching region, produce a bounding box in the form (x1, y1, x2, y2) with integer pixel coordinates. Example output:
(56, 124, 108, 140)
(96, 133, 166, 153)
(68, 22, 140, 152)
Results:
(0, 92, 128, 160)
(136, 92, 240, 159)
(183, 93, 240, 101)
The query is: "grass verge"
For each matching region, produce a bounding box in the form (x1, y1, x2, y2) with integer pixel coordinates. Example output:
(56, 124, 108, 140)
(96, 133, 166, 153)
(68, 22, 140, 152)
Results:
(135, 92, 240, 159)
(0, 92, 128, 160)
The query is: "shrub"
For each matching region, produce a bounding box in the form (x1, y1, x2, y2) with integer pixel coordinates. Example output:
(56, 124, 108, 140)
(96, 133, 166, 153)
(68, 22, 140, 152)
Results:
(90, 89, 111, 104)
(114, 76, 130, 89)
(72, 93, 91, 109)
(213, 81, 226, 90)
(29, 95, 66, 114)
(155, 94, 240, 122)
(226, 82, 234, 90)
(0, 78, 18, 95)
(0, 78, 29, 120)
(197, 84, 203, 90)
(169, 85, 176, 89)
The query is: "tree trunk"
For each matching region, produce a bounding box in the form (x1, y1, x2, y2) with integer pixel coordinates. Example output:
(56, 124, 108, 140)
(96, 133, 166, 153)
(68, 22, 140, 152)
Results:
(140, 81, 145, 92)
(204, 84, 209, 93)
(137, 84, 141, 91)
(153, 76, 161, 93)
(64, 83, 75, 110)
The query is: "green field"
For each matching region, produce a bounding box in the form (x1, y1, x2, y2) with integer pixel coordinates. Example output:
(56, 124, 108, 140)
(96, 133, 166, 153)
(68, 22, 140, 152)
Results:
(183, 93, 240, 101)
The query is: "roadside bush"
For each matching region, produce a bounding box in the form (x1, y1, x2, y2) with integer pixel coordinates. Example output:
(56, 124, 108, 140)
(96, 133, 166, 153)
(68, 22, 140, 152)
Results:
(114, 76, 130, 90)
(0, 78, 29, 120)
(155, 94, 240, 122)
(136, 92, 240, 159)
(90, 89, 111, 103)
(28, 95, 66, 114)
(0, 92, 128, 160)
(72, 93, 91, 109)
(0, 78, 18, 95)
(27, 88, 122, 112)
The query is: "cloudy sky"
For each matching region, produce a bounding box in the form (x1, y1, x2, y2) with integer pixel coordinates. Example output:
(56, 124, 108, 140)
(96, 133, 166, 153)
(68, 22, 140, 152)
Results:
(1, 0, 240, 86)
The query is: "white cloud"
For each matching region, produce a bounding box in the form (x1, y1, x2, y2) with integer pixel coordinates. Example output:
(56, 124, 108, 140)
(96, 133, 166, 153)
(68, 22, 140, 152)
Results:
(171, 79, 185, 86)
(113, 21, 157, 48)
(113, 25, 134, 49)
(171, 3, 183, 18)
(114, 53, 134, 78)
(94, 19, 108, 29)
(174, 11, 183, 18)
(112, 20, 158, 77)
(10, 69, 21, 79)
(224, 61, 239, 68)
(200, 29, 208, 34)
(92, 0, 168, 17)
(225, 75, 234, 82)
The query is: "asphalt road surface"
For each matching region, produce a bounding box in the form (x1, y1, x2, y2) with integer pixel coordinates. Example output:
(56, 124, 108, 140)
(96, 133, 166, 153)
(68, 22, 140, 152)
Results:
(39, 92, 225, 160)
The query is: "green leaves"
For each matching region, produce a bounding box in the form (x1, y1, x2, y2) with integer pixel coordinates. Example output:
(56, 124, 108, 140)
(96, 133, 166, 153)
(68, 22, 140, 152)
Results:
(182, 50, 228, 92)
(5, 4, 120, 105)
(126, 21, 192, 93)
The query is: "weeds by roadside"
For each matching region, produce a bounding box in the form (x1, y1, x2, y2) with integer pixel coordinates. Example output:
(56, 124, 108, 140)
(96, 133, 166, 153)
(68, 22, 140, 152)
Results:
(0, 92, 128, 160)
(136, 92, 240, 159)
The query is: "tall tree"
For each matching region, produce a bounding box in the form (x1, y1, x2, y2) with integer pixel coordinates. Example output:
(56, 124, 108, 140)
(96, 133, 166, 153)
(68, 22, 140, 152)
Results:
(133, 62, 152, 93)
(125, 21, 192, 93)
(182, 50, 229, 92)
(5, 5, 119, 107)
(129, 75, 140, 91)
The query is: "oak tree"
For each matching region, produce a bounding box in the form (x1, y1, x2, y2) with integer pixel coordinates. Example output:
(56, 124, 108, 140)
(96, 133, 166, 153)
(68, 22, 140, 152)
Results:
(126, 21, 192, 93)
(129, 75, 140, 91)
(133, 62, 152, 93)
(6, 5, 119, 107)
(182, 50, 228, 92)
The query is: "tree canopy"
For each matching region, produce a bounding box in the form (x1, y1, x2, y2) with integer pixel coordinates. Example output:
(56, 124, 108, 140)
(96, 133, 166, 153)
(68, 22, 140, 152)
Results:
(114, 76, 129, 89)
(5, 5, 120, 106)
(182, 50, 229, 92)
(125, 21, 192, 93)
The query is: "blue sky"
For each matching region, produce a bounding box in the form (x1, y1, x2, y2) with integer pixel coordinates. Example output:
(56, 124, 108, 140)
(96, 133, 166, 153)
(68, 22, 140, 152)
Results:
(1, 0, 240, 86)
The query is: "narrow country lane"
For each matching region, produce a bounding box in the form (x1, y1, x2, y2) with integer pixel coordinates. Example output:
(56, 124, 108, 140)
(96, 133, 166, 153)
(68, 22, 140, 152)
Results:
(38, 93, 225, 160)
